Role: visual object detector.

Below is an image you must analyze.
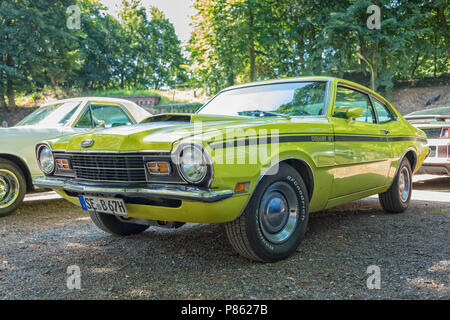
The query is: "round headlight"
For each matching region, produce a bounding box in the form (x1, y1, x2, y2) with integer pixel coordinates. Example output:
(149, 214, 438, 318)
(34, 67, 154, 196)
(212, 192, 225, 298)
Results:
(38, 146, 55, 174)
(178, 145, 208, 184)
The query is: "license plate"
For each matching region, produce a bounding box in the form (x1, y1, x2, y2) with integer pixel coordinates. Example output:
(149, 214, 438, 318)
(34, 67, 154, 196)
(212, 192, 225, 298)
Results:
(78, 195, 128, 216)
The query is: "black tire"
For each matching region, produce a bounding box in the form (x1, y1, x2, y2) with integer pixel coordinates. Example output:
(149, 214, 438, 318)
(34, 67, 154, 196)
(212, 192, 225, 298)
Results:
(89, 211, 149, 236)
(225, 163, 309, 262)
(0, 159, 27, 217)
(379, 158, 412, 213)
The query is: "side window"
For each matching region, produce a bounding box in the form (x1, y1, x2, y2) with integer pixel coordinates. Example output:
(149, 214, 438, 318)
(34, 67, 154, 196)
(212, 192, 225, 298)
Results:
(75, 107, 93, 128)
(372, 99, 395, 123)
(334, 86, 376, 124)
(90, 104, 133, 128)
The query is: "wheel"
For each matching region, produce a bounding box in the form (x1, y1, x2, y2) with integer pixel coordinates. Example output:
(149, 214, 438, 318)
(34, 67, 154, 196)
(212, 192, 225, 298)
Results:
(89, 211, 149, 236)
(379, 158, 412, 213)
(225, 163, 309, 262)
(0, 159, 27, 217)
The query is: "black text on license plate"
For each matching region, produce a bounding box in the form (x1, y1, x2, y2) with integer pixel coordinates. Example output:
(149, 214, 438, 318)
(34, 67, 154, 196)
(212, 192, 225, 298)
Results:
(79, 196, 128, 216)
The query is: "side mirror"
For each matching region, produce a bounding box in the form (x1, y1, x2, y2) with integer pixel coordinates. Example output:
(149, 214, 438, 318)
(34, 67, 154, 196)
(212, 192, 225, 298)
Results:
(96, 120, 106, 128)
(334, 107, 363, 120)
(346, 107, 363, 119)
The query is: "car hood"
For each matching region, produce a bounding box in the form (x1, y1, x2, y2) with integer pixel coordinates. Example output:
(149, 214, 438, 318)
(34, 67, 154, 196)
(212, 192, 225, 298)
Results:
(50, 113, 327, 152)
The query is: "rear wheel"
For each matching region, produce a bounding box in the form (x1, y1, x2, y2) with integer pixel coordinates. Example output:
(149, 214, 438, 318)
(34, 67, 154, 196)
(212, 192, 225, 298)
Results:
(225, 163, 309, 262)
(89, 211, 149, 236)
(0, 159, 26, 217)
(379, 158, 412, 213)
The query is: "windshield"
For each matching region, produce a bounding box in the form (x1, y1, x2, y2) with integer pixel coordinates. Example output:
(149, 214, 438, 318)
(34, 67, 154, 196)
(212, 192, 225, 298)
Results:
(16, 102, 81, 127)
(198, 81, 328, 117)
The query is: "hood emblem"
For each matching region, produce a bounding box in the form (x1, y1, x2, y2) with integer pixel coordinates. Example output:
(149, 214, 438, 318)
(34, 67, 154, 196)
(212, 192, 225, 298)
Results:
(81, 139, 94, 148)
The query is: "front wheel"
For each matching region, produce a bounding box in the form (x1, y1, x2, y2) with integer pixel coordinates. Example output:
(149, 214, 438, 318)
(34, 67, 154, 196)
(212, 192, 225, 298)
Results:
(379, 158, 412, 213)
(225, 163, 309, 262)
(89, 211, 149, 236)
(0, 159, 27, 217)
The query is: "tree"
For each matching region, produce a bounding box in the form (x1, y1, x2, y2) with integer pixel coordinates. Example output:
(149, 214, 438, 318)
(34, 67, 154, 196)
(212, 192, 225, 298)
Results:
(119, 0, 185, 90)
(0, 0, 78, 107)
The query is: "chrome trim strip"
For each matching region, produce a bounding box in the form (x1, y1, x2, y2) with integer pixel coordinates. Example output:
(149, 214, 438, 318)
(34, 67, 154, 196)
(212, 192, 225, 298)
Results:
(55, 150, 171, 155)
(33, 176, 233, 203)
(73, 166, 144, 171)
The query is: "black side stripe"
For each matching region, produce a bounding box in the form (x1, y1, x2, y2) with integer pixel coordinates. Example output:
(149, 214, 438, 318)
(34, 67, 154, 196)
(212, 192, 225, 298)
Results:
(209, 134, 426, 150)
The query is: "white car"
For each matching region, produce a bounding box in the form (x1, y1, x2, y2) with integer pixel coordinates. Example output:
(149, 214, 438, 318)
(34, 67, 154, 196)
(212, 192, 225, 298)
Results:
(405, 106, 450, 175)
(0, 97, 151, 216)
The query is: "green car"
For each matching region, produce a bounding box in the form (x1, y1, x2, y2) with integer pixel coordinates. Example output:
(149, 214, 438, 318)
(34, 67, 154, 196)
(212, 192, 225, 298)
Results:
(33, 77, 428, 262)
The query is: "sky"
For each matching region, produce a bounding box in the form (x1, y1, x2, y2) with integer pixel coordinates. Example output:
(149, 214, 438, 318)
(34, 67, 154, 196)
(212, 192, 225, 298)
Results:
(99, 0, 197, 44)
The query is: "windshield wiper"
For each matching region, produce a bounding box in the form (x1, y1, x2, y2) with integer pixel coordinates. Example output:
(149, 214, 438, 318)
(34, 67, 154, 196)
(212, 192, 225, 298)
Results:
(239, 110, 291, 120)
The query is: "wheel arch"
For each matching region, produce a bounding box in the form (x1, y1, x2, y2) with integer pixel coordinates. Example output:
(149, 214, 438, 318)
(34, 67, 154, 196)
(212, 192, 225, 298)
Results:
(250, 156, 315, 205)
(0, 154, 33, 192)
(280, 158, 315, 201)
(404, 149, 417, 172)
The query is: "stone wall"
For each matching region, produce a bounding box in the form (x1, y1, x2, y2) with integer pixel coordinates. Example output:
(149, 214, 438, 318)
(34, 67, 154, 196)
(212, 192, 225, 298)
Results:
(0, 107, 38, 127)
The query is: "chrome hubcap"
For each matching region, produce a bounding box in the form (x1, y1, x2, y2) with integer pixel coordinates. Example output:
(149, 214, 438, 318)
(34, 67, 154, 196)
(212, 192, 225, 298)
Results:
(259, 182, 298, 244)
(398, 167, 410, 202)
(0, 169, 19, 209)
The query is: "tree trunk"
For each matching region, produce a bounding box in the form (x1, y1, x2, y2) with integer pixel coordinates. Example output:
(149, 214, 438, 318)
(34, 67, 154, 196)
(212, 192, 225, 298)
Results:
(227, 57, 234, 87)
(0, 94, 6, 109)
(6, 79, 16, 109)
(297, 31, 305, 73)
(411, 53, 420, 78)
(6, 55, 16, 108)
(437, 5, 449, 59)
(47, 70, 58, 88)
(248, 5, 256, 82)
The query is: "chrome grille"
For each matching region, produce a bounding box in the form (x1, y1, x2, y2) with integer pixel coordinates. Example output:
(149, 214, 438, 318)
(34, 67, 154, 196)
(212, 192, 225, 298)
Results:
(70, 154, 147, 182)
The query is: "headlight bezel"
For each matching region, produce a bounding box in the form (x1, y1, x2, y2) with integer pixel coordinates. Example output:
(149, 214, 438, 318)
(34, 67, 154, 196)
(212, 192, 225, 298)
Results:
(174, 143, 213, 186)
(36, 143, 55, 175)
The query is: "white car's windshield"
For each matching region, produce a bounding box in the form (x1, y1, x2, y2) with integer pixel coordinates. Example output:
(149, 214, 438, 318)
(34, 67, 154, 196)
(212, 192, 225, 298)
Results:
(198, 81, 328, 117)
(16, 102, 81, 127)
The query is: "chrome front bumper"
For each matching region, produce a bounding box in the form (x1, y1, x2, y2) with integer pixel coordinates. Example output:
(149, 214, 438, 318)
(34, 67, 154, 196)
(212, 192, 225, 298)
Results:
(33, 176, 234, 203)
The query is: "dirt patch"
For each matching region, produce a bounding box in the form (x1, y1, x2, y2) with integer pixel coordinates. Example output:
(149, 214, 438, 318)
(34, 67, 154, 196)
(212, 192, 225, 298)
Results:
(390, 86, 450, 115)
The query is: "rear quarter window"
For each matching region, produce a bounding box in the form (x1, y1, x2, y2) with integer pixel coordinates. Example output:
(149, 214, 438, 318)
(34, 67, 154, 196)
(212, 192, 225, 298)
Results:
(372, 98, 396, 123)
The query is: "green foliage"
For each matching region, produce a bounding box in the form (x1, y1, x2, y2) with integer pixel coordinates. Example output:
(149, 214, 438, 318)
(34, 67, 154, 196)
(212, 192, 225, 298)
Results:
(189, 0, 449, 94)
(0, 0, 78, 107)
(0, 0, 186, 107)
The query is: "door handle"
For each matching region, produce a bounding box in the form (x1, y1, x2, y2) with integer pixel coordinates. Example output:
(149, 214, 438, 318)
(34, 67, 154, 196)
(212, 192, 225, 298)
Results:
(380, 129, 390, 134)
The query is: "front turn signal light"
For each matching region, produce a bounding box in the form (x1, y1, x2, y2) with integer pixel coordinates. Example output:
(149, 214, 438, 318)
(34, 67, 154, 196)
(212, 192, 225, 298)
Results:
(147, 161, 171, 175)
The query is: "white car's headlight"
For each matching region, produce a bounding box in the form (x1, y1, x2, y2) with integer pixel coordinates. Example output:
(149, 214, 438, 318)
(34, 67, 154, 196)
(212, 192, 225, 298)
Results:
(178, 144, 209, 184)
(38, 145, 55, 175)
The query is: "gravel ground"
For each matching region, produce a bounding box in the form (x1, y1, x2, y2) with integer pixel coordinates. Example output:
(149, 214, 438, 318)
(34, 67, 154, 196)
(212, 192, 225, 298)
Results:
(0, 176, 449, 300)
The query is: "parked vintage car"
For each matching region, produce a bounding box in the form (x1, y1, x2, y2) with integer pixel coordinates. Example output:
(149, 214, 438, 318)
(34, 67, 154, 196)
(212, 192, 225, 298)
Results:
(33, 77, 428, 262)
(405, 107, 450, 175)
(0, 97, 150, 216)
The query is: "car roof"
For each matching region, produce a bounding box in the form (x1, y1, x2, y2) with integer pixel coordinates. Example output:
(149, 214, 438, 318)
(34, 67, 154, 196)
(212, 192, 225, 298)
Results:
(41, 97, 139, 107)
(223, 76, 335, 90)
(405, 106, 450, 117)
(41, 97, 151, 123)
